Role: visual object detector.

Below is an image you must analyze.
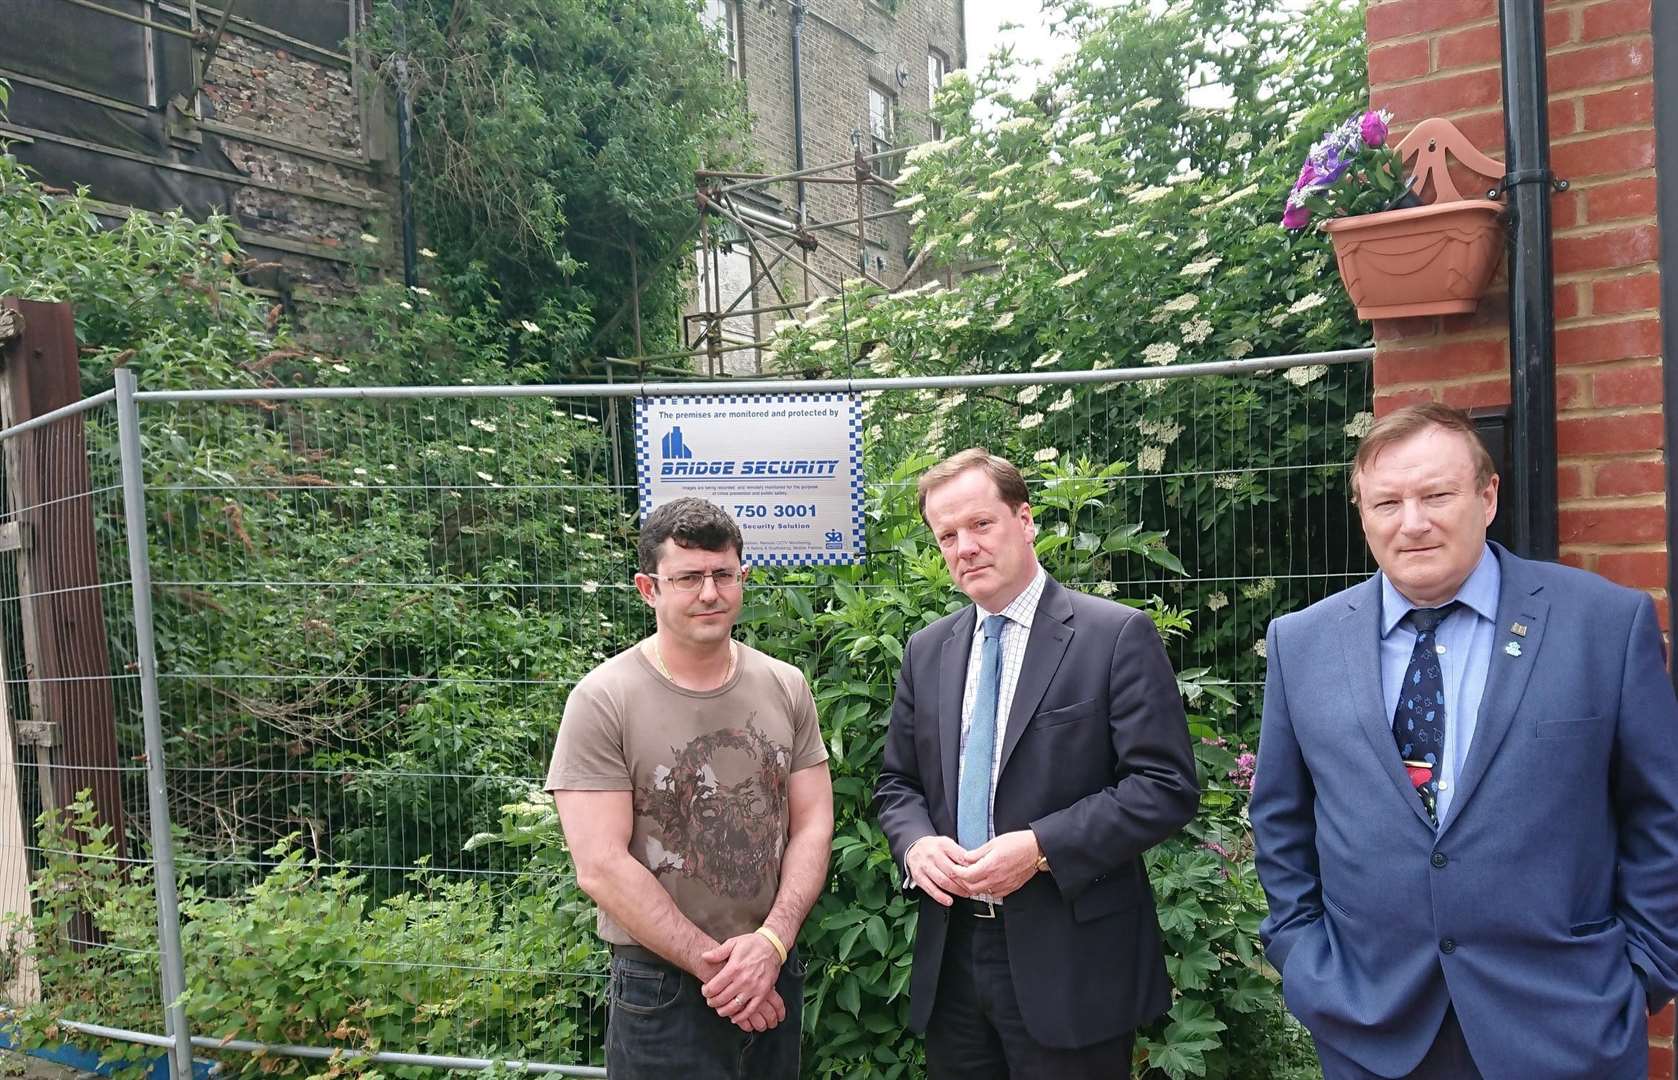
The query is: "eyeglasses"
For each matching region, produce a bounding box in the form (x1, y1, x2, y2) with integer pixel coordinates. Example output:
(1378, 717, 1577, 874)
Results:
(646, 568, 747, 593)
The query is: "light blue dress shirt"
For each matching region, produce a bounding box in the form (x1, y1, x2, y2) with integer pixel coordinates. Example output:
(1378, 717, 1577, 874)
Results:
(1379, 544, 1501, 827)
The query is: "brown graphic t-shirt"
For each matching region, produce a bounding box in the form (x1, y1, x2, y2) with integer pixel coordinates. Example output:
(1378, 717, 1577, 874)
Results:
(545, 641, 826, 946)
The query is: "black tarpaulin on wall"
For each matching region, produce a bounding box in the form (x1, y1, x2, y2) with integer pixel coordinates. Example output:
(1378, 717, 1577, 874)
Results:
(1, 0, 154, 103)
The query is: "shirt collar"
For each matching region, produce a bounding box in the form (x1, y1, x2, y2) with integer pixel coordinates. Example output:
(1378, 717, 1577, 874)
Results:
(976, 564, 1046, 631)
(1380, 543, 1499, 637)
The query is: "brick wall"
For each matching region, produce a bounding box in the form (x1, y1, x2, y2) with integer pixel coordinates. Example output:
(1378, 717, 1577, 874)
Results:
(1366, 1, 1669, 1067)
(701, 0, 962, 372)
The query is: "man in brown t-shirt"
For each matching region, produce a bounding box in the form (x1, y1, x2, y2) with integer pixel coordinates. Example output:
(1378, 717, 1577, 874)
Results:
(547, 497, 832, 1079)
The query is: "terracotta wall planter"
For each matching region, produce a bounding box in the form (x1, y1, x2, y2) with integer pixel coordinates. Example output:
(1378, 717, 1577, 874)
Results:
(1321, 199, 1505, 320)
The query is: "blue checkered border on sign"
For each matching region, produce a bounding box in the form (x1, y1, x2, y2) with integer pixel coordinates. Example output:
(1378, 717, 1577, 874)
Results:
(634, 398, 653, 523)
(633, 393, 866, 567)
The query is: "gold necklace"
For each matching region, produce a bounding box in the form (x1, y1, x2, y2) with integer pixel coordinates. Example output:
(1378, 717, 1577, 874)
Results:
(651, 637, 736, 686)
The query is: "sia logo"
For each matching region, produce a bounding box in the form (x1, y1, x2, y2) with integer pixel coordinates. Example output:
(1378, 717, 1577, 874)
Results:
(637, 716, 792, 899)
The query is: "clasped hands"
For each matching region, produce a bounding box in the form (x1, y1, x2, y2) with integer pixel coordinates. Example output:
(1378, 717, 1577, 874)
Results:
(905, 829, 1043, 905)
(698, 930, 786, 1033)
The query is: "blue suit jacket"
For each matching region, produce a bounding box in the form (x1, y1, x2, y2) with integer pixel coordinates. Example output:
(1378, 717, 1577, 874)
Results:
(1252, 543, 1678, 1080)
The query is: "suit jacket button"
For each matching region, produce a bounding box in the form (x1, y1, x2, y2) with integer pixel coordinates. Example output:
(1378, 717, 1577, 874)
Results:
(1440, 938, 1457, 954)
(1431, 851, 1448, 868)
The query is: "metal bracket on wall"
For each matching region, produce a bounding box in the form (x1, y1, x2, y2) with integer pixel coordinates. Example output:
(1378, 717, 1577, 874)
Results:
(1487, 169, 1571, 200)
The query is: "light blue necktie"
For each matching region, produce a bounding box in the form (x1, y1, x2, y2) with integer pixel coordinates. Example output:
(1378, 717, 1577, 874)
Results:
(957, 614, 1008, 850)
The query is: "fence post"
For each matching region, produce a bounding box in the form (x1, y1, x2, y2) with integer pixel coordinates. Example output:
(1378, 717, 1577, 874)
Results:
(114, 368, 192, 1079)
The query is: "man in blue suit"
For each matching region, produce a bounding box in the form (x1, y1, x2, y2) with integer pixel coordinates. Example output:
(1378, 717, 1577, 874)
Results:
(1252, 403, 1678, 1079)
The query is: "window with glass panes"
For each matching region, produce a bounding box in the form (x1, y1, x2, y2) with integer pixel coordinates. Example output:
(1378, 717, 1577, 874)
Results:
(928, 51, 948, 139)
(869, 84, 897, 179)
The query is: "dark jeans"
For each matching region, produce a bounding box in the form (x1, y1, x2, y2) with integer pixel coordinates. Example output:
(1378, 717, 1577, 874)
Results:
(925, 908, 1135, 1080)
(605, 945, 804, 1080)
(1314, 1007, 1482, 1080)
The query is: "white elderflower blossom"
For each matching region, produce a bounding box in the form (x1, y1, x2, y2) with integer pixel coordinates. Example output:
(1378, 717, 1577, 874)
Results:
(1071, 167, 1102, 186)
(419, 247, 438, 258)
(958, 209, 979, 226)
(1288, 292, 1329, 316)
(977, 188, 1003, 202)
(958, 231, 976, 247)
(1094, 224, 1129, 239)
(903, 136, 961, 164)
(1055, 268, 1089, 287)
(410, 286, 433, 297)
(1019, 413, 1045, 430)
(1129, 185, 1172, 204)
(1344, 411, 1376, 439)
(1069, 131, 1099, 147)
(927, 418, 947, 445)
(519, 320, 541, 333)
(1142, 342, 1180, 366)
(989, 162, 1023, 180)
(893, 192, 926, 209)
(909, 208, 927, 225)
(1135, 96, 1162, 110)
(896, 165, 921, 183)
(1227, 131, 1252, 151)
(1094, 580, 1118, 597)
(992, 311, 1016, 330)
(1033, 447, 1060, 462)
(996, 116, 1037, 133)
(1242, 576, 1276, 599)
(475, 471, 494, 483)
(1181, 317, 1213, 345)
(1137, 445, 1167, 473)
(1206, 591, 1229, 612)
(1032, 350, 1063, 369)
(1229, 339, 1254, 359)
(1168, 168, 1204, 186)
(1283, 364, 1328, 386)
(332, 363, 352, 374)
(809, 339, 839, 354)
(359, 233, 379, 244)
(1018, 385, 1044, 405)
(1180, 256, 1222, 277)
(1252, 638, 1268, 659)
(992, 237, 1014, 253)
(1214, 473, 1242, 490)
(399, 301, 413, 311)
(773, 318, 799, 333)
(1054, 196, 1094, 211)
(353, 467, 368, 476)
(943, 315, 971, 331)
(1047, 389, 1075, 413)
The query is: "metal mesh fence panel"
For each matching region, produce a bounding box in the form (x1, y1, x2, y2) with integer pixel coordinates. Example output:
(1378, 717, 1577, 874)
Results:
(0, 399, 164, 1034)
(4, 355, 1373, 1072)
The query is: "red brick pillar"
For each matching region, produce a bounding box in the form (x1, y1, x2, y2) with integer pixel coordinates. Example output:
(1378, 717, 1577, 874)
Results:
(1366, 2, 1671, 1072)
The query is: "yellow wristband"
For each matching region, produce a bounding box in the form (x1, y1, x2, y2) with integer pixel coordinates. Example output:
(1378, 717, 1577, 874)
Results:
(754, 925, 788, 964)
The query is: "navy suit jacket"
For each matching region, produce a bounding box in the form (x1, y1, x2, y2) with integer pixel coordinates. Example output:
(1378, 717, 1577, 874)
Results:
(1252, 543, 1678, 1080)
(874, 574, 1199, 1049)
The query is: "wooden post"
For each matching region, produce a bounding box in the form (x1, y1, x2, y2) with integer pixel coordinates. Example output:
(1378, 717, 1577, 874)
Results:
(0, 298, 126, 851)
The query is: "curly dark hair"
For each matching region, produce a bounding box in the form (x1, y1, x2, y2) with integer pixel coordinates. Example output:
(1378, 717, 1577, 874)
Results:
(637, 498, 744, 574)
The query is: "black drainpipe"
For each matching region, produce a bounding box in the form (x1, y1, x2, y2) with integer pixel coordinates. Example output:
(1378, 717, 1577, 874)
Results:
(1655, 0, 1678, 688)
(790, 0, 808, 226)
(1497, 0, 1559, 562)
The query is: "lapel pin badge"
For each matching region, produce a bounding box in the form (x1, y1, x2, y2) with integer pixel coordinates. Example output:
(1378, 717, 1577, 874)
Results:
(1511, 622, 1528, 637)
(1504, 641, 1522, 657)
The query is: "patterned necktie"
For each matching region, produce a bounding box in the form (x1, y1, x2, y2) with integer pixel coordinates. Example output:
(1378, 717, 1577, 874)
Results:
(957, 614, 1009, 850)
(1392, 602, 1459, 825)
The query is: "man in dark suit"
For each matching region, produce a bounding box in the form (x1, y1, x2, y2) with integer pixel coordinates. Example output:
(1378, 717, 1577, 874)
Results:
(1252, 403, 1678, 1079)
(875, 448, 1200, 1078)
